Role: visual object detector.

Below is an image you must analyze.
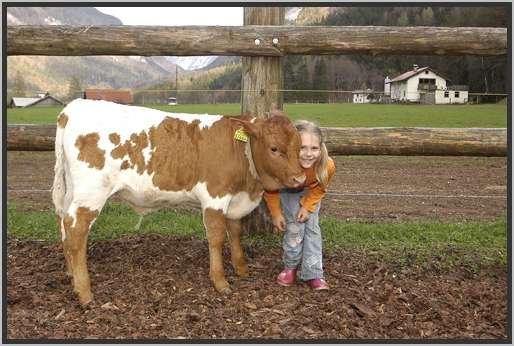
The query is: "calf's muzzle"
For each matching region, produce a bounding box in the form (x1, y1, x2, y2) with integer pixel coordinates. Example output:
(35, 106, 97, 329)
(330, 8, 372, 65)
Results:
(287, 173, 307, 188)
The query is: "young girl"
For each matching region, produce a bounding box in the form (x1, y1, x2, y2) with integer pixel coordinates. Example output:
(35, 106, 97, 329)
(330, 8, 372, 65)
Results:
(263, 120, 335, 290)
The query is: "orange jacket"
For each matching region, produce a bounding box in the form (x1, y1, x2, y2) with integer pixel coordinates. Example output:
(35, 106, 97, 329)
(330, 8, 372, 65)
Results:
(263, 157, 336, 218)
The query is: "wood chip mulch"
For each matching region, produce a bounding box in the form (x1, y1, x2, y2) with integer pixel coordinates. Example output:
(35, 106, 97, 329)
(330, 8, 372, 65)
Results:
(6, 234, 508, 341)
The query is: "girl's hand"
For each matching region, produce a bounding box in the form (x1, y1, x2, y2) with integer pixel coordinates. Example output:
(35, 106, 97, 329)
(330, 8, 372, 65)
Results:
(297, 207, 311, 223)
(272, 214, 286, 232)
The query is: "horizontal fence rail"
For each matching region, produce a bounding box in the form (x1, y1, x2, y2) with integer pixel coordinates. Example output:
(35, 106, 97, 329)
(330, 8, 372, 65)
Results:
(7, 124, 507, 156)
(321, 127, 507, 156)
(7, 25, 507, 56)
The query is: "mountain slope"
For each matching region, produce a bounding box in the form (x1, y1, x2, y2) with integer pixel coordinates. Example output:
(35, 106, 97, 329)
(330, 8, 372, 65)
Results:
(7, 7, 179, 99)
(7, 7, 122, 25)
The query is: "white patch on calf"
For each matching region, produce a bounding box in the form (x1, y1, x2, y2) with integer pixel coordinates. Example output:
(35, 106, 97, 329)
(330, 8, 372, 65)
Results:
(142, 144, 153, 169)
(166, 112, 223, 129)
(193, 182, 232, 213)
(226, 191, 262, 220)
(113, 169, 198, 212)
(64, 99, 222, 135)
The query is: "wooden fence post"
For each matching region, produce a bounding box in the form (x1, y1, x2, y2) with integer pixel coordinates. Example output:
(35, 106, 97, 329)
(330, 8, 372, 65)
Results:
(241, 7, 285, 234)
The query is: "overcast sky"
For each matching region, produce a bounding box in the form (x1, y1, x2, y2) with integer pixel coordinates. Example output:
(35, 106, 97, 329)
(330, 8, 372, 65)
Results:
(96, 7, 244, 26)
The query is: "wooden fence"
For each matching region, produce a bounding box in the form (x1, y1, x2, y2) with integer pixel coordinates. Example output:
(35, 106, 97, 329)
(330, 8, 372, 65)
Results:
(7, 124, 507, 157)
(7, 25, 506, 56)
(6, 9, 508, 156)
(6, 9, 508, 157)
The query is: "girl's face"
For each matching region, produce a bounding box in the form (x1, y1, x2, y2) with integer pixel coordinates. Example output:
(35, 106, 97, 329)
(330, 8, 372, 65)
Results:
(299, 132, 321, 169)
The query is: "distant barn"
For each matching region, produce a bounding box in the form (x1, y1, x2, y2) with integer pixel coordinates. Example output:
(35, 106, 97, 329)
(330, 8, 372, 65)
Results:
(10, 93, 64, 108)
(84, 89, 133, 105)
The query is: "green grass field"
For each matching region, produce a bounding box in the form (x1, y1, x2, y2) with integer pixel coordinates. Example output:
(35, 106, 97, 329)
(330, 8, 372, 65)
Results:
(7, 103, 507, 128)
(7, 202, 507, 271)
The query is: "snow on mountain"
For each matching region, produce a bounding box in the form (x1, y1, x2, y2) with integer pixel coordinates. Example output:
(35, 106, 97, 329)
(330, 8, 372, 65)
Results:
(43, 16, 63, 25)
(286, 7, 302, 22)
(7, 12, 23, 24)
(167, 56, 219, 71)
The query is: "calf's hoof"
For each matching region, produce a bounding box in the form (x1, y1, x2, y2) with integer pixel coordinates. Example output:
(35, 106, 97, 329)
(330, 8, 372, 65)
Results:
(214, 280, 231, 295)
(235, 265, 249, 278)
(220, 287, 232, 295)
(77, 291, 93, 305)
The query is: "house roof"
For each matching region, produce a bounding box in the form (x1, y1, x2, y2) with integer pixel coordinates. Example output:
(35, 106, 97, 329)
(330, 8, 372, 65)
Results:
(30, 95, 64, 106)
(11, 95, 64, 107)
(11, 97, 40, 107)
(84, 89, 133, 104)
(388, 66, 450, 83)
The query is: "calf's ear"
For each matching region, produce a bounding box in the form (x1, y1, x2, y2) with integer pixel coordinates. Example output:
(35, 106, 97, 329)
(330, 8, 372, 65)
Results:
(230, 117, 260, 137)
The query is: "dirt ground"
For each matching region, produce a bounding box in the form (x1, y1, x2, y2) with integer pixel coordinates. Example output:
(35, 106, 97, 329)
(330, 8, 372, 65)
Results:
(6, 151, 509, 340)
(7, 151, 508, 221)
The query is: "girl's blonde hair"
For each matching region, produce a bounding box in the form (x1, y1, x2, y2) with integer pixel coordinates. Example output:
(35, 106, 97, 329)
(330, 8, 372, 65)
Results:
(294, 120, 330, 188)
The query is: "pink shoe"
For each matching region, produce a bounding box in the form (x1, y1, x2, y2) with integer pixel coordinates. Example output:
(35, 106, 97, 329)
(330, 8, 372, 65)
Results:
(306, 278, 329, 290)
(277, 268, 297, 286)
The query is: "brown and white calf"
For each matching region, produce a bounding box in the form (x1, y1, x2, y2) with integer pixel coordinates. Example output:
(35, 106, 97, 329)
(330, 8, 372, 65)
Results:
(52, 99, 305, 304)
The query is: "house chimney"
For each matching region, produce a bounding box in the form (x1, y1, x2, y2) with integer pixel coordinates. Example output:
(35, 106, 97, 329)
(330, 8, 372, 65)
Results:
(413, 64, 419, 71)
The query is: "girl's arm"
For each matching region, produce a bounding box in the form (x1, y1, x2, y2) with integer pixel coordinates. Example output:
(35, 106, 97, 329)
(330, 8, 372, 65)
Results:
(263, 190, 282, 218)
(263, 190, 286, 231)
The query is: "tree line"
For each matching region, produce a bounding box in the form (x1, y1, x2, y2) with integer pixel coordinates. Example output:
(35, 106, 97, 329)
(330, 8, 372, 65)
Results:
(163, 6, 508, 104)
(9, 6, 507, 105)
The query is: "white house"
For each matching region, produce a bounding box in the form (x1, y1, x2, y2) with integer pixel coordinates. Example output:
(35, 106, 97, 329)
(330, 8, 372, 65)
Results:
(352, 90, 373, 104)
(386, 65, 468, 104)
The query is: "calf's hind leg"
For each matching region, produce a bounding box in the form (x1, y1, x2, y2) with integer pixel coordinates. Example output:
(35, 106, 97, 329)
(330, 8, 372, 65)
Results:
(57, 215, 73, 277)
(62, 205, 100, 305)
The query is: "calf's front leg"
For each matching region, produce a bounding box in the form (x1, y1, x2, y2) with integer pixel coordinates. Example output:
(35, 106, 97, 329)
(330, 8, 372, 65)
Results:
(226, 218, 248, 278)
(203, 208, 231, 294)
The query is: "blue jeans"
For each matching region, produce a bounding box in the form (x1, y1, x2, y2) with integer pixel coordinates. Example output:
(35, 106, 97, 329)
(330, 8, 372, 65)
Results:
(279, 188, 324, 281)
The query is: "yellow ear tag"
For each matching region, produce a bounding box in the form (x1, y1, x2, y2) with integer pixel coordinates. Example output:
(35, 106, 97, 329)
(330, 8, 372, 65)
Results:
(234, 127, 249, 142)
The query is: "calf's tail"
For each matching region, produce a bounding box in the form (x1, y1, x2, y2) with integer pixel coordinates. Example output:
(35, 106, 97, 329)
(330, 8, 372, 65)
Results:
(51, 112, 67, 218)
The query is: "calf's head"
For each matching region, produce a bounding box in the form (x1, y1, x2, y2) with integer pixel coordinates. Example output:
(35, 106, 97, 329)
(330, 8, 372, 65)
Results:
(233, 113, 306, 191)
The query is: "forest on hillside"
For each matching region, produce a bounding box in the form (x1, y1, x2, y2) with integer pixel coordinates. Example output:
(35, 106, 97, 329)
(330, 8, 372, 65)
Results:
(319, 6, 508, 93)
(158, 6, 508, 104)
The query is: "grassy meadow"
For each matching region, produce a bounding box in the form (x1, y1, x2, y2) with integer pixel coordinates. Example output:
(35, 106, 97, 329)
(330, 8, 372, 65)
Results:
(6, 102, 508, 128)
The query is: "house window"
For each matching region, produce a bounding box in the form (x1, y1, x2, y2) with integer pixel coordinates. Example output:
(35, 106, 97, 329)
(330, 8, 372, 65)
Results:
(455, 91, 460, 98)
(419, 78, 436, 90)
(444, 91, 449, 98)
